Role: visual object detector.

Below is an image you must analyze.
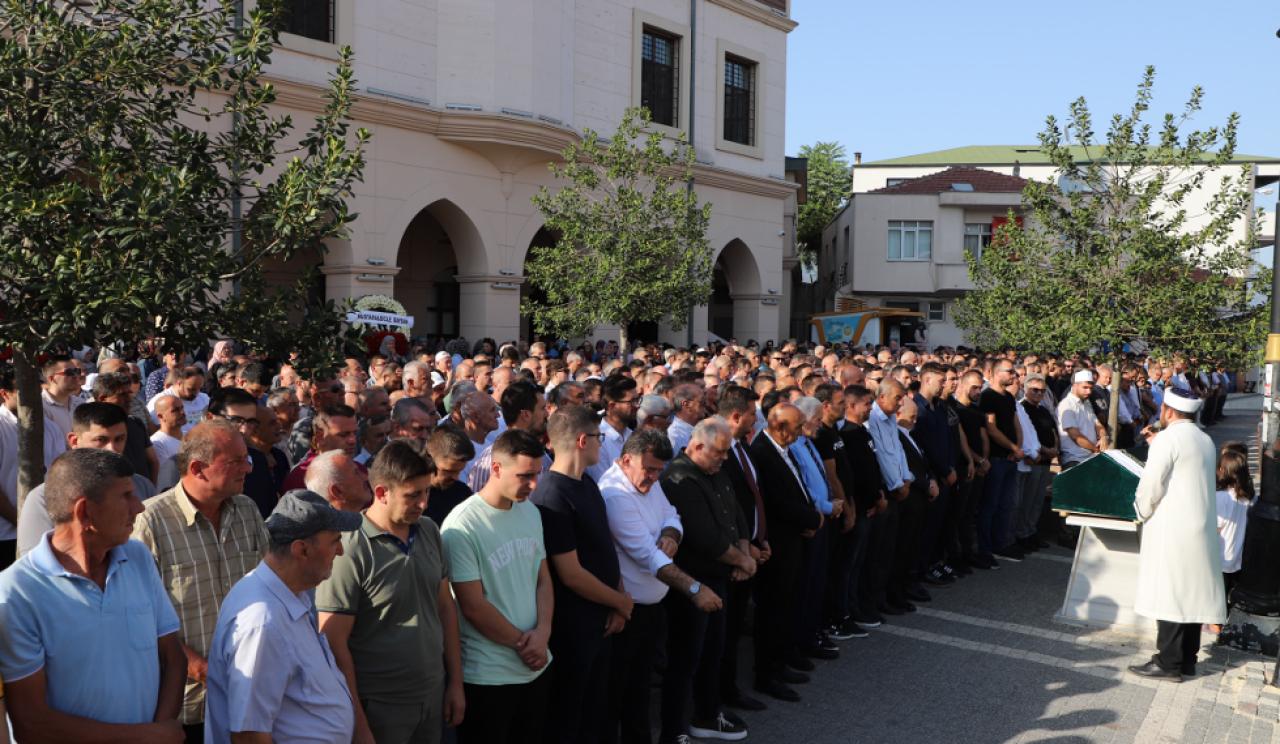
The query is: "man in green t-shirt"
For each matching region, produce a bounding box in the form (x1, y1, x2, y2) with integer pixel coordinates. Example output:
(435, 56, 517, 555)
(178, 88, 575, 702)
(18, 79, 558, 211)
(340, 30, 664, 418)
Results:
(441, 429, 554, 744)
(317, 441, 465, 744)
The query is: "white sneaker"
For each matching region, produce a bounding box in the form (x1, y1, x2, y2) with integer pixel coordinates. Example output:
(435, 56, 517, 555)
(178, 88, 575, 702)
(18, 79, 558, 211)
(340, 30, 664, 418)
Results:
(689, 712, 749, 741)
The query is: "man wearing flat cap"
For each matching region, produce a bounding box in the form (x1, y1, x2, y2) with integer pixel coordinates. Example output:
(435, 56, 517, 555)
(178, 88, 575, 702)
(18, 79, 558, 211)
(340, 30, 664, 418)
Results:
(1128, 388, 1226, 681)
(204, 489, 363, 743)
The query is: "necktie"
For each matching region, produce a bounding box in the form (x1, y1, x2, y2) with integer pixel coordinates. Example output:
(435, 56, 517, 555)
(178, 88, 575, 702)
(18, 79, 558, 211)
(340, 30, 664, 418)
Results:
(735, 443, 767, 542)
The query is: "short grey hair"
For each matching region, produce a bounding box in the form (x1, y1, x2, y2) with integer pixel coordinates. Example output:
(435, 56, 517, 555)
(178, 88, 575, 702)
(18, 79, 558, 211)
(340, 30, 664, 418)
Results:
(793, 396, 822, 419)
(636, 394, 672, 425)
(46, 449, 134, 525)
(1025, 373, 1047, 385)
(403, 361, 430, 383)
(305, 450, 352, 496)
(690, 416, 732, 445)
(266, 387, 297, 409)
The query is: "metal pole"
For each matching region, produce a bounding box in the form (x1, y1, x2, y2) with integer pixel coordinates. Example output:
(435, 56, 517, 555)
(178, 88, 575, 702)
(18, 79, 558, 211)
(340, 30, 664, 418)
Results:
(230, 0, 244, 298)
(684, 0, 697, 350)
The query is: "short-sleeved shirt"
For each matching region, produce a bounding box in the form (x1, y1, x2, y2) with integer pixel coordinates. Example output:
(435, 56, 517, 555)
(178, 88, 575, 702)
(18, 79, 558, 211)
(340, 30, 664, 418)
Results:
(16, 473, 157, 557)
(1058, 394, 1100, 465)
(0, 536, 180, 724)
(132, 485, 269, 723)
(531, 471, 620, 634)
(952, 398, 987, 457)
(441, 495, 550, 686)
(979, 388, 1018, 459)
(815, 423, 855, 502)
(426, 480, 472, 527)
(315, 515, 449, 703)
(205, 560, 355, 743)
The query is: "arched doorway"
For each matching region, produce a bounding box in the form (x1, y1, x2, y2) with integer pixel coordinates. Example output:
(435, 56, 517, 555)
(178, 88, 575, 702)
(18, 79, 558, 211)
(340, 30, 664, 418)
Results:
(520, 227, 557, 343)
(395, 200, 485, 343)
(708, 239, 763, 343)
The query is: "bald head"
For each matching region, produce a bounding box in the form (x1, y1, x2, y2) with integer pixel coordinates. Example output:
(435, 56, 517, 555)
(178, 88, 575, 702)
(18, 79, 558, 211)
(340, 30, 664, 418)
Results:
(765, 402, 804, 448)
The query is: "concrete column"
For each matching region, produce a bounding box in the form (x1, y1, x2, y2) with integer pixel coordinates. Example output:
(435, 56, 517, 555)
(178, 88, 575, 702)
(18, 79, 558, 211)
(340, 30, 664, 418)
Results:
(320, 263, 399, 303)
(779, 259, 800, 342)
(729, 294, 780, 346)
(455, 275, 523, 343)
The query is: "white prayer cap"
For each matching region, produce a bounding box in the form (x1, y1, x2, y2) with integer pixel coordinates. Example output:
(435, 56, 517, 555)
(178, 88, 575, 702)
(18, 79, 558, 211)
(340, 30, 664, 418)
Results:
(1072, 370, 1095, 384)
(1164, 387, 1203, 414)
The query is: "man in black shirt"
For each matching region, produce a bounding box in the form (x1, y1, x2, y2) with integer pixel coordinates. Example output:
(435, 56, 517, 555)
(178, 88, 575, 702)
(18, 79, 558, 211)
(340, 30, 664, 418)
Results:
(531, 405, 631, 744)
(978, 360, 1024, 566)
(839, 385, 889, 629)
(424, 426, 475, 526)
(813, 384, 866, 639)
(661, 417, 755, 740)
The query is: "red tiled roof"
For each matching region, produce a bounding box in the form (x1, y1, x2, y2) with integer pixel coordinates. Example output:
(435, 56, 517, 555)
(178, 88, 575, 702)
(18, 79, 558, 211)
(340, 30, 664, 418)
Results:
(869, 166, 1029, 195)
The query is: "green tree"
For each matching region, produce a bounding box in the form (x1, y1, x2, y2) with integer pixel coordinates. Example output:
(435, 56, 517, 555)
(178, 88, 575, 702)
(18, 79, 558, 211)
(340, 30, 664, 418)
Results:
(0, 0, 369, 506)
(955, 67, 1265, 438)
(796, 141, 851, 265)
(525, 107, 712, 351)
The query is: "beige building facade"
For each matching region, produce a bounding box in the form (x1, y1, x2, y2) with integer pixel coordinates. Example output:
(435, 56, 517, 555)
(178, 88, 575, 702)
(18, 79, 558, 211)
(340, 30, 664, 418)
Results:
(259, 0, 799, 347)
(825, 146, 1280, 348)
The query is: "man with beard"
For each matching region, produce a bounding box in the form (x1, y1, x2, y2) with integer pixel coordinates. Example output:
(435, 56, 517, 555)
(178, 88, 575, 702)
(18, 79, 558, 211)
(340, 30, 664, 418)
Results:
(467, 381, 549, 493)
(585, 375, 639, 483)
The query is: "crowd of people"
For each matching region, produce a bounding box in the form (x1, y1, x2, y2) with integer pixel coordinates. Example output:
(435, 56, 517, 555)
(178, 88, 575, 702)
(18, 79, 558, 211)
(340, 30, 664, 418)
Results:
(0, 335, 1250, 743)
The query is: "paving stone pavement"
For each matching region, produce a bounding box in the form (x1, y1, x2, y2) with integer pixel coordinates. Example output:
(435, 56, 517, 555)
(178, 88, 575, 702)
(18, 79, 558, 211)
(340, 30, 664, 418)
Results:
(723, 395, 1277, 744)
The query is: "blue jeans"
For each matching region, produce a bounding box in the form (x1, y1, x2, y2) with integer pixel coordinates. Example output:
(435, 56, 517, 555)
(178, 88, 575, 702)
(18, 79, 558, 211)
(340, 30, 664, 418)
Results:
(977, 458, 1019, 556)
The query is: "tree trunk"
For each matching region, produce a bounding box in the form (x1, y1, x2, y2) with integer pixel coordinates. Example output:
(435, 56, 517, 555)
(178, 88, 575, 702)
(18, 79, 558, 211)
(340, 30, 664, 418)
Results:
(1106, 362, 1121, 451)
(618, 325, 629, 362)
(13, 349, 45, 517)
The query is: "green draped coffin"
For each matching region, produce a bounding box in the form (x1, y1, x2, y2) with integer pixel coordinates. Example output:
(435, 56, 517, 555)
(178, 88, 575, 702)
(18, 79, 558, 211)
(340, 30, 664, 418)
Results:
(1050, 449, 1145, 522)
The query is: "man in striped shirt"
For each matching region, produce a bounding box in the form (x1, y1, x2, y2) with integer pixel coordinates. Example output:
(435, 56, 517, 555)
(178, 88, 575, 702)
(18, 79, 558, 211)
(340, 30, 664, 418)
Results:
(132, 419, 268, 744)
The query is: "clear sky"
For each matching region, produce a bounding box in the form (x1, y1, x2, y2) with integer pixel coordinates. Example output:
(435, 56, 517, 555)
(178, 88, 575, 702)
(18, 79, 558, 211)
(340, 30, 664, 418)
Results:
(785, 0, 1280, 171)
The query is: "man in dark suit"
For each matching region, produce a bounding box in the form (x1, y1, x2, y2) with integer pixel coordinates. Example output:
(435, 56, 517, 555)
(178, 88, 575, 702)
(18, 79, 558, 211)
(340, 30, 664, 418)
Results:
(892, 397, 936, 609)
(748, 403, 822, 703)
(715, 385, 770, 711)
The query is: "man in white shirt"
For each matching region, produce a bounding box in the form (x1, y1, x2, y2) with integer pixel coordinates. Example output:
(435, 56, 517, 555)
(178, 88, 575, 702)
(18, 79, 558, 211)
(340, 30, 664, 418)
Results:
(1057, 370, 1109, 468)
(0, 367, 18, 567)
(666, 383, 704, 455)
(146, 367, 208, 434)
(41, 355, 83, 469)
(585, 376, 639, 483)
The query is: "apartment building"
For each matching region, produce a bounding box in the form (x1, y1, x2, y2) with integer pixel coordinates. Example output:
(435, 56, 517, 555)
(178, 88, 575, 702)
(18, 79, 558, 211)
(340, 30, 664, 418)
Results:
(261, 0, 798, 345)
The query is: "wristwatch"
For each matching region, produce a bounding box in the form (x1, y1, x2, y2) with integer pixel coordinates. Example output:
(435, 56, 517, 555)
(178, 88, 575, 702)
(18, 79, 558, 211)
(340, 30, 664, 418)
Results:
(688, 581, 702, 596)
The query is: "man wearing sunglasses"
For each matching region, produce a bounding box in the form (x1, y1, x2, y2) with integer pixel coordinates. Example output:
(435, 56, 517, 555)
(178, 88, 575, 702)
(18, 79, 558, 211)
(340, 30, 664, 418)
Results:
(41, 355, 84, 467)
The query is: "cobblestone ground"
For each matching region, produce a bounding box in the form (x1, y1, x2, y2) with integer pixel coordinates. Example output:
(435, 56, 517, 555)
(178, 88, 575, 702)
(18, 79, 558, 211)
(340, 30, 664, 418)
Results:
(729, 395, 1276, 744)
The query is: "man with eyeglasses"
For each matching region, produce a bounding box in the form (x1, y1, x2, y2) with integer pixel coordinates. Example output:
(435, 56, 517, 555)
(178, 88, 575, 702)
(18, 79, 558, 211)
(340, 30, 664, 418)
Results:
(977, 360, 1026, 567)
(207, 387, 279, 519)
(132, 419, 266, 744)
(585, 375, 638, 483)
(41, 355, 84, 467)
(1016, 375, 1059, 553)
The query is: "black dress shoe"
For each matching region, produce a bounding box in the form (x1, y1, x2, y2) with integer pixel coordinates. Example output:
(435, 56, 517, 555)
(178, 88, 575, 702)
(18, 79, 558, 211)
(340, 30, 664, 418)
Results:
(754, 679, 801, 702)
(777, 667, 810, 684)
(723, 690, 767, 711)
(1127, 660, 1181, 681)
(906, 585, 932, 602)
(803, 645, 839, 661)
(786, 655, 815, 672)
(896, 600, 917, 613)
(878, 602, 905, 616)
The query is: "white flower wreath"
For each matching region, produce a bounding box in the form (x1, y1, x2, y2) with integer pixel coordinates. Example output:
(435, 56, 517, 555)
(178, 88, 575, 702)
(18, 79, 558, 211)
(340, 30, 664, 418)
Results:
(351, 294, 411, 334)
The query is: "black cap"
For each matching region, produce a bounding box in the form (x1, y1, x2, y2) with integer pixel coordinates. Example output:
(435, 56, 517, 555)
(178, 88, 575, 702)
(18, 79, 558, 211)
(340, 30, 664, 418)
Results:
(266, 489, 362, 543)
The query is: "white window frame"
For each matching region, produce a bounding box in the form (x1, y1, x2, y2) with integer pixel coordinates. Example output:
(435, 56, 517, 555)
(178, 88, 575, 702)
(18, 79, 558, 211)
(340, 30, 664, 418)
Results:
(927, 301, 946, 322)
(714, 39, 765, 159)
(964, 222, 992, 261)
(887, 220, 933, 261)
(245, 0, 352, 61)
(632, 10, 691, 138)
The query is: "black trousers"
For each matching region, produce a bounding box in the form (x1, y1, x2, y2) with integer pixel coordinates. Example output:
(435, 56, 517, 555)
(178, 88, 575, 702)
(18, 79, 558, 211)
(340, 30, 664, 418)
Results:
(0, 539, 15, 572)
(889, 491, 926, 604)
(458, 672, 550, 744)
(754, 538, 803, 683)
(183, 723, 203, 744)
(917, 482, 950, 572)
(1154, 621, 1201, 674)
(720, 575, 753, 698)
(856, 499, 900, 617)
(661, 576, 727, 740)
(545, 620, 611, 744)
(826, 511, 872, 624)
(605, 601, 663, 744)
(793, 523, 830, 650)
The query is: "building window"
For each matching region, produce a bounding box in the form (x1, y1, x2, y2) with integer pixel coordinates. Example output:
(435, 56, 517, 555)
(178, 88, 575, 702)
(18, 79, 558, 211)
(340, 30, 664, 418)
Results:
(964, 223, 993, 260)
(928, 301, 946, 321)
(887, 220, 932, 261)
(723, 55, 756, 146)
(280, 0, 335, 43)
(886, 178, 907, 187)
(842, 226, 850, 256)
(641, 29, 680, 128)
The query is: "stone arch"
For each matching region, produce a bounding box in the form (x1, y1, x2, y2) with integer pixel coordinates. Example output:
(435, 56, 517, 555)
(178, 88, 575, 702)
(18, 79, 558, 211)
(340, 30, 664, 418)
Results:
(394, 199, 490, 341)
(384, 192, 492, 276)
(708, 239, 765, 342)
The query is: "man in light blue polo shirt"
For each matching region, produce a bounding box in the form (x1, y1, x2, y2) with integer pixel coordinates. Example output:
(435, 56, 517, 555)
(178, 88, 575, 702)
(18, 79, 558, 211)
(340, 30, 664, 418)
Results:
(0, 449, 186, 742)
(204, 489, 362, 744)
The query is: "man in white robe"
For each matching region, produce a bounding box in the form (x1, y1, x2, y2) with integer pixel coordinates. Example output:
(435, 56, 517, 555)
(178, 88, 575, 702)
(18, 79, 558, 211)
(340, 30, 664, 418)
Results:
(1128, 387, 1225, 681)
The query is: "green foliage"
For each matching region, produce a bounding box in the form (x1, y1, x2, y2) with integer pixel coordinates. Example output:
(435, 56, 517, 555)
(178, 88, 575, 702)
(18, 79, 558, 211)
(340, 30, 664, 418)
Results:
(796, 141, 851, 260)
(955, 67, 1265, 367)
(525, 107, 712, 346)
(0, 0, 369, 371)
